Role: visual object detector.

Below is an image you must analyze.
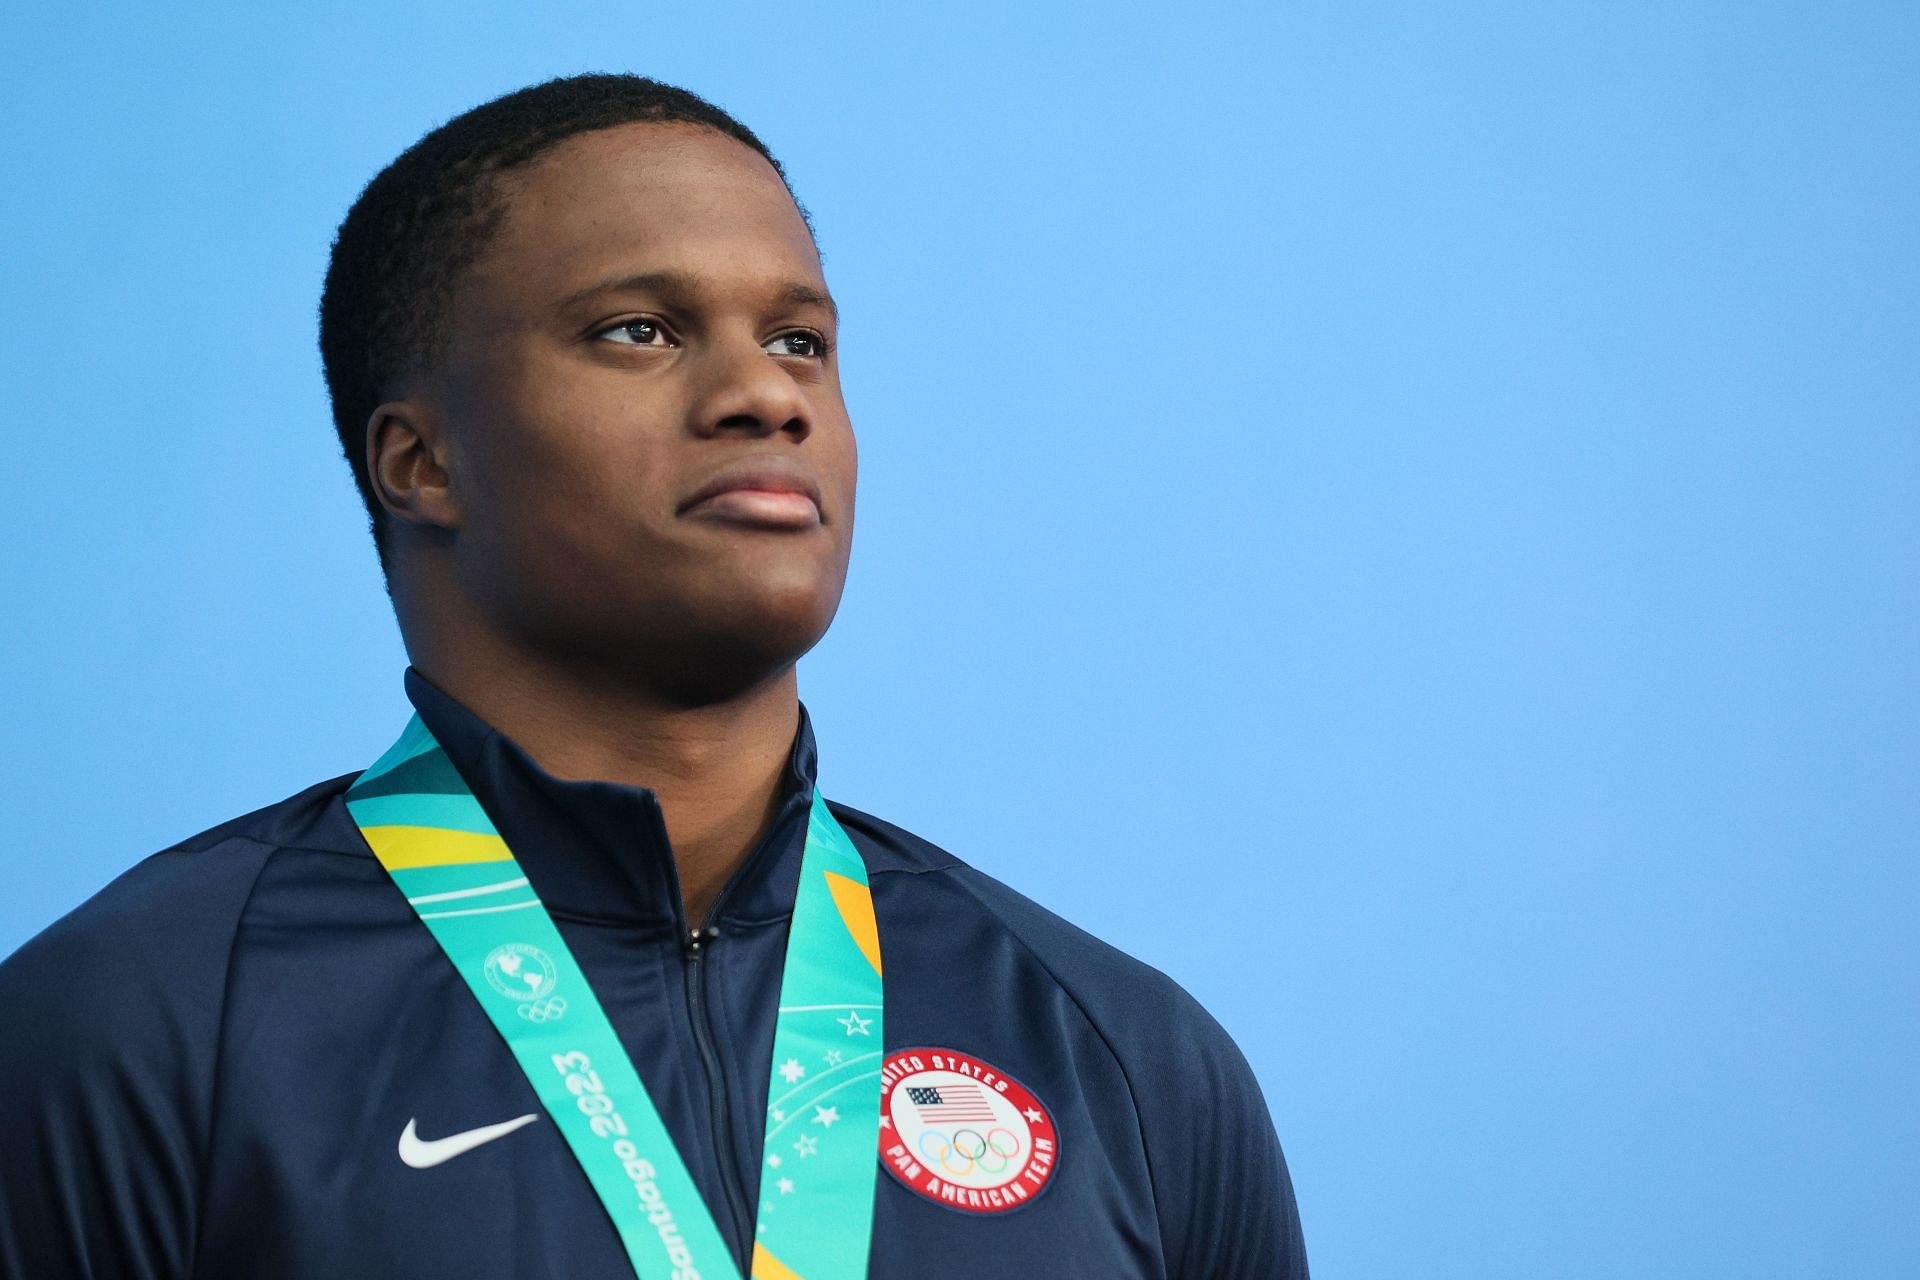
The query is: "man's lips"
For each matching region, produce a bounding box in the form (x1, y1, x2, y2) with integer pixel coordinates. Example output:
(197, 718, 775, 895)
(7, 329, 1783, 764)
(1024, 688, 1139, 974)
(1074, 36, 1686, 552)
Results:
(678, 456, 823, 528)
(686, 489, 820, 526)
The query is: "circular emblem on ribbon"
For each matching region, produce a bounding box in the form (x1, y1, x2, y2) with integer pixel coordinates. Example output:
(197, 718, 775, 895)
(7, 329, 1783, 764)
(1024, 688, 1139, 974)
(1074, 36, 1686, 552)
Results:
(482, 942, 558, 1002)
(877, 1047, 1059, 1215)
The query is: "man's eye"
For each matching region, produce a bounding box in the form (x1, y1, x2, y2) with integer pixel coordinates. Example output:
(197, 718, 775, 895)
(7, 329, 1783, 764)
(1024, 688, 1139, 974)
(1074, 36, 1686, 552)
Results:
(767, 331, 831, 358)
(597, 319, 670, 346)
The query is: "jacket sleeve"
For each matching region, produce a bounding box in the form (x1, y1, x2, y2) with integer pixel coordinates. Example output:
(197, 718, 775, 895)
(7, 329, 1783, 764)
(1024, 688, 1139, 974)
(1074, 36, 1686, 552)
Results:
(1130, 988, 1310, 1279)
(0, 842, 268, 1280)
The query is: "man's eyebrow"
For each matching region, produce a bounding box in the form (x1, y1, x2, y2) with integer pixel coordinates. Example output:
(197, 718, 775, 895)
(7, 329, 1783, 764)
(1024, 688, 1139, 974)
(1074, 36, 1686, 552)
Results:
(552, 269, 838, 322)
(776, 282, 838, 321)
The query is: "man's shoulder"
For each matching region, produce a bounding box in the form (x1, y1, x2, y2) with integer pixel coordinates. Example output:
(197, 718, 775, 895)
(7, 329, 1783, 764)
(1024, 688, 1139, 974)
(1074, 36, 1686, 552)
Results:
(827, 798, 1239, 1055)
(830, 800, 1309, 1277)
(169, 769, 365, 858)
(0, 771, 375, 1275)
(0, 771, 364, 1036)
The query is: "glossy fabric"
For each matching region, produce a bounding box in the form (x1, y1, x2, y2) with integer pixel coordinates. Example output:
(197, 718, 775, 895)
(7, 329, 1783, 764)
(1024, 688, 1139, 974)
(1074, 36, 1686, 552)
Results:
(0, 671, 1308, 1279)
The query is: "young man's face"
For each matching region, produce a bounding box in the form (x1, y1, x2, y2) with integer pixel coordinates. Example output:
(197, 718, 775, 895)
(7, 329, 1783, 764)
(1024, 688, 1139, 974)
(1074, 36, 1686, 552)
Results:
(405, 121, 855, 697)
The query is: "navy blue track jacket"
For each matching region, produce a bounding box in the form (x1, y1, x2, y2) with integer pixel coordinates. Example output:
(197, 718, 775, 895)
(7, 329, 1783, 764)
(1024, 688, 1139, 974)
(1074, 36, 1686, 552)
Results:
(0, 670, 1308, 1278)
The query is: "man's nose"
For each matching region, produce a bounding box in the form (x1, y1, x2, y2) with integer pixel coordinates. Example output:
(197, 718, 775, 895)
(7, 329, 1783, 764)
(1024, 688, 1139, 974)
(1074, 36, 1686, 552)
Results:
(686, 333, 811, 441)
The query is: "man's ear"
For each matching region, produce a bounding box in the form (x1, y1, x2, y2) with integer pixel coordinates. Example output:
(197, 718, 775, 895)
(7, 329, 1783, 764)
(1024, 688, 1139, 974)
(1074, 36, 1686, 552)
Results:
(366, 399, 461, 533)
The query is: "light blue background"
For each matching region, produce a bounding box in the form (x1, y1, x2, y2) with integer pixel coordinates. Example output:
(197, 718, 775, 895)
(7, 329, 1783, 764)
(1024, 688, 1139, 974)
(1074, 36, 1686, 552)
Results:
(2, 3, 1914, 1275)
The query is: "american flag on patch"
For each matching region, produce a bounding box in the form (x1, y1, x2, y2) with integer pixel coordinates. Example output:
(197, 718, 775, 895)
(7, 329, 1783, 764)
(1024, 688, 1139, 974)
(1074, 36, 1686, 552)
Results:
(906, 1082, 998, 1124)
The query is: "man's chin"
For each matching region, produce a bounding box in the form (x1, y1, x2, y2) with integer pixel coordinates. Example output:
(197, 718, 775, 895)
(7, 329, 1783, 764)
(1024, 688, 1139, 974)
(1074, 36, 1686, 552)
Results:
(561, 594, 837, 704)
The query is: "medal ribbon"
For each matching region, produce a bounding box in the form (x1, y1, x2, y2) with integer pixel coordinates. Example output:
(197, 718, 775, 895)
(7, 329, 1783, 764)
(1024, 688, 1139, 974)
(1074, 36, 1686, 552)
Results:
(346, 714, 884, 1280)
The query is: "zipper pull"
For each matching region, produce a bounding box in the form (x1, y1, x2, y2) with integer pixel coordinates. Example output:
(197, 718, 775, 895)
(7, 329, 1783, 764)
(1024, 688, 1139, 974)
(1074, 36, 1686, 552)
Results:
(683, 924, 721, 959)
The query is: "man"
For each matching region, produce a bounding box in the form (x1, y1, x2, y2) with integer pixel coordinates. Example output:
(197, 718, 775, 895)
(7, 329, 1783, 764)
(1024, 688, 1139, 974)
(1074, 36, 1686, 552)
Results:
(0, 74, 1307, 1278)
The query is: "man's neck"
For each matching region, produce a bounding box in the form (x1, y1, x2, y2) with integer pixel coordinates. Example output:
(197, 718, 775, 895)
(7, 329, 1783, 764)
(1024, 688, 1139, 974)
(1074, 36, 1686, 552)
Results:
(409, 648, 801, 929)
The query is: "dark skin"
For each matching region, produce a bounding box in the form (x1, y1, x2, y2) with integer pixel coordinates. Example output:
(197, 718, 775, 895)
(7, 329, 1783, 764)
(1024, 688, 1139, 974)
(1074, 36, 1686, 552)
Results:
(364, 122, 856, 927)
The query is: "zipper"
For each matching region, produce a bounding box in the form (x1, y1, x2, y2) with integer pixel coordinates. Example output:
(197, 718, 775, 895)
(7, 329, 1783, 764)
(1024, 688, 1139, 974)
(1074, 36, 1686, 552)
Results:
(682, 921, 754, 1261)
(665, 777, 808, 1267)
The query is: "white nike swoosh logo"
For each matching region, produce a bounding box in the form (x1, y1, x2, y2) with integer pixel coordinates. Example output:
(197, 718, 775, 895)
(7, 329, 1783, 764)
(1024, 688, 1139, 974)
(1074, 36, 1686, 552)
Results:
(397, 1114, 540, 1169)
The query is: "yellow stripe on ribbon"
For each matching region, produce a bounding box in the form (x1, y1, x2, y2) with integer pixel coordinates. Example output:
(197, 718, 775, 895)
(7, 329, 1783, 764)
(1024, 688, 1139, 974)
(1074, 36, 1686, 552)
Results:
(823, 871, 882, 977)
(358, 824, 514, 870)
(752, 1242, 806, 1280)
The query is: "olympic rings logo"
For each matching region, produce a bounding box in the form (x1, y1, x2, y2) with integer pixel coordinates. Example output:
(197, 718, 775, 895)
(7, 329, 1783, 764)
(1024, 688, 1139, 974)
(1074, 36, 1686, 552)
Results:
(917, 1126, 1023, 1178)
(516, 995, 569, 1023)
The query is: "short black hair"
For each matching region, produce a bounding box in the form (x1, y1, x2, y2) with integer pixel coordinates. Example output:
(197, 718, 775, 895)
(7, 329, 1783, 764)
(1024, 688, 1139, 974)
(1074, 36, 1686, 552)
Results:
(318, 73, 804, 577)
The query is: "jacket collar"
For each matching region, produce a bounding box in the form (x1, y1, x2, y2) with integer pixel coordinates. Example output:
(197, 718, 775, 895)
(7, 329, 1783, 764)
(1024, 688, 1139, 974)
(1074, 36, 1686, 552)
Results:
(401, 666, 819, 931)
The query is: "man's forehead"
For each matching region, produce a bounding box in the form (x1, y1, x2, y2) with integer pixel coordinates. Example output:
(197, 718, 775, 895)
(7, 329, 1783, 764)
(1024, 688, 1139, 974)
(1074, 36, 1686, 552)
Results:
(477, 124, 821, 297)
(504, 121, 800, 228)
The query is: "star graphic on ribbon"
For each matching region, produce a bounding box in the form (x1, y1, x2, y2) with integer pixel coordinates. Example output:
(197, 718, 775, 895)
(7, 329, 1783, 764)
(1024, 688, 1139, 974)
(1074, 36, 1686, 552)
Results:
(794, 1134, 818, 1158)
(777, 1177, 795, 1195)
(813, 1104, 840, 1128)
(837, 1010, 873, 1036)
(778, 1058, 806, 1084)
(824, 1048, 843, 1066)
(767, 1153, 783, 1168)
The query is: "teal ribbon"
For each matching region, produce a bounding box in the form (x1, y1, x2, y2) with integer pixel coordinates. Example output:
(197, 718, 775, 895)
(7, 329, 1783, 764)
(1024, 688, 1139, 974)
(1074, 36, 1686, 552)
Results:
(346, 713, 883, 1279)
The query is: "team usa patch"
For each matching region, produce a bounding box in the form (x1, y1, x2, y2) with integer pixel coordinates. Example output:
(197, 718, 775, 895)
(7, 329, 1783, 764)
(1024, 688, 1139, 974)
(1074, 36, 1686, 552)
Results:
(877, 1047, 1059, 1215)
